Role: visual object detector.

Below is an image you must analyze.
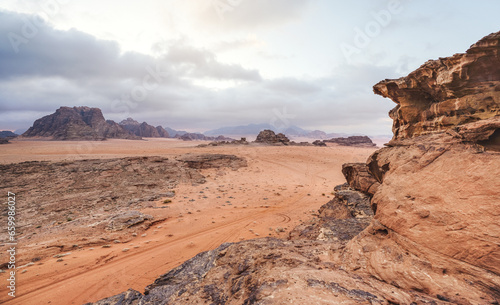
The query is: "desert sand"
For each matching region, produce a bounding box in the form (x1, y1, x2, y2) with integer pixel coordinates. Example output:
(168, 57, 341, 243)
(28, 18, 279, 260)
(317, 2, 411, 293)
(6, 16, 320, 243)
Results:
(0, 138, 377, 305)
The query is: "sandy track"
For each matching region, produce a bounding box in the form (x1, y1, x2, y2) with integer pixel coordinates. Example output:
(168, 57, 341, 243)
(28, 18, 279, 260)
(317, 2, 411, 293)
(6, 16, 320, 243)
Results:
(0, 139, 376, 304)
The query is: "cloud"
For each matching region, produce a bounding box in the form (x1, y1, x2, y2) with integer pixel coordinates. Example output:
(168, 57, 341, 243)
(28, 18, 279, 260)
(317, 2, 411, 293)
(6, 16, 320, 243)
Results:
(0, 9, 395, 135)
(214, 36, 265, 52)
(194, 0, 313, 30)
(164, 42, 262, 81)
(265, 77, 322, 95)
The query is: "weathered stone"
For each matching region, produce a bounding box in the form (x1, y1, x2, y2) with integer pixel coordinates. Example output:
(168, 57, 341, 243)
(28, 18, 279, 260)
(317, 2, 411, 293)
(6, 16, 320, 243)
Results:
(341, 163, 380, 195)
(22, 106, 140, 140)
(373, 31, 500, 140)
(323, 136, 376, 147)
(255, 129, 290, 145)
(342, 30, 500, 304)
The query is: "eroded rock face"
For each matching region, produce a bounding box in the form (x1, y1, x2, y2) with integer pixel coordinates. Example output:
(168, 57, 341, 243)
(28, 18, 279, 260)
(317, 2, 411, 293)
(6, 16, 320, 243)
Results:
(22, 106, 140, 140)
(342, 127, 500, 303)
(339, 31, 500, 303)
(289, 184, 374, 244)
(374, 31, 500, 140)
(342, 163, 380, 196)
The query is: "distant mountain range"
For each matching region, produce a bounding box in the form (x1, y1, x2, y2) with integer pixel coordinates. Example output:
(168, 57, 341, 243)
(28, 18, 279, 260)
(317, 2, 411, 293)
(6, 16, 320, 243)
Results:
(205, 124, 347, 139)
(17, 107, 386, 142)
(19, 107, 232, 141)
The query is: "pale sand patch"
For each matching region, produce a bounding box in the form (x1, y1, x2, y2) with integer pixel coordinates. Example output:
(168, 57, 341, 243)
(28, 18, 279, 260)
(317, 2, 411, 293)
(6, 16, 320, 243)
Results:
(0, 139, 376, 305)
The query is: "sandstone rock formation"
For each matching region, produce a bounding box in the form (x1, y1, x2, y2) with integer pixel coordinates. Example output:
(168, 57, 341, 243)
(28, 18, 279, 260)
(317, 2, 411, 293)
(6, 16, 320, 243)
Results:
(341, 163, 380, 196)
(323, 136, 376, 147)
(255, 129, 291, 145)
(339, 31, 500, 303)
(22, 106, 140, 140)
(374, 31, 500, 140)
(89, 31, 500, 304)
(119, 117, 170, 138)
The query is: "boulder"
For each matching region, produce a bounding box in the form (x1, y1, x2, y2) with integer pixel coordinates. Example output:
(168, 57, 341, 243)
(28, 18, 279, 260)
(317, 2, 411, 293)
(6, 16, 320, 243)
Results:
(255, 129, 290, 145)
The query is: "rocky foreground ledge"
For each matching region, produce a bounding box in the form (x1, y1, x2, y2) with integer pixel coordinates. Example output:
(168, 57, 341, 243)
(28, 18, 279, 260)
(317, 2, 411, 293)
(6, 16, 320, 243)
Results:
(89, 31, 500, 304)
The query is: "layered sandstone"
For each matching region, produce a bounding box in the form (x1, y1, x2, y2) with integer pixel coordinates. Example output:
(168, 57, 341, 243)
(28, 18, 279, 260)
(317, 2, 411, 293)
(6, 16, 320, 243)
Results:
(341, 31, 500, 303)
(374, 31, 500, 140)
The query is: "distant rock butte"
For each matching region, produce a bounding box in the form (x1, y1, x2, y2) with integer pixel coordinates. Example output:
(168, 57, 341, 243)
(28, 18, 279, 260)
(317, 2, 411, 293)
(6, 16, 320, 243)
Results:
(119, 117, 169, 138)
(22, 106, 140, 140)
(0, 130, 18, 138)
(317, 136, 376, 147)
(89, 31, 500, 304)
(255, 129, 291, 145)
(0, 130, 18, 144)
(374, 31, 500, 140)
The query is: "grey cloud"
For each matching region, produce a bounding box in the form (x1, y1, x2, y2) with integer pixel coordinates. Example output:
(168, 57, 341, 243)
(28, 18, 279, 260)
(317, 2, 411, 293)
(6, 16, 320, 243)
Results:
(165, 42, 262, 81)
(0, 10, 393, 135)
(265, 78, 322, 95)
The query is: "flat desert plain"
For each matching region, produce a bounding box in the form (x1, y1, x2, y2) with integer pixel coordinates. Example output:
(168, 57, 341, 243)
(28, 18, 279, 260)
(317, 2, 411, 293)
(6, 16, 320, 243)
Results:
(0, 139, 378, 305)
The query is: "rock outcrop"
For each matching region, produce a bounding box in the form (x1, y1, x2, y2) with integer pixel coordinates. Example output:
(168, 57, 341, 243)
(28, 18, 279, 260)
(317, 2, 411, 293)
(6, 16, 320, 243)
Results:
(322, 136, 376, 147)
(340, 31, 500, 303)
(255, 129, 291, 145)
(341, 163, 380, 196)
(119, 118, 170, 138)
(289, 183, 374, 243)
(374, 31, 500, 140)
(22, 106, 140, 140)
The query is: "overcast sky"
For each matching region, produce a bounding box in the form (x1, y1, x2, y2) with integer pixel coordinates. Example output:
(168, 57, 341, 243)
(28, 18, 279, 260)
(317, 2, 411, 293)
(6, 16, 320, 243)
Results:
(0, 0, 499, 135)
